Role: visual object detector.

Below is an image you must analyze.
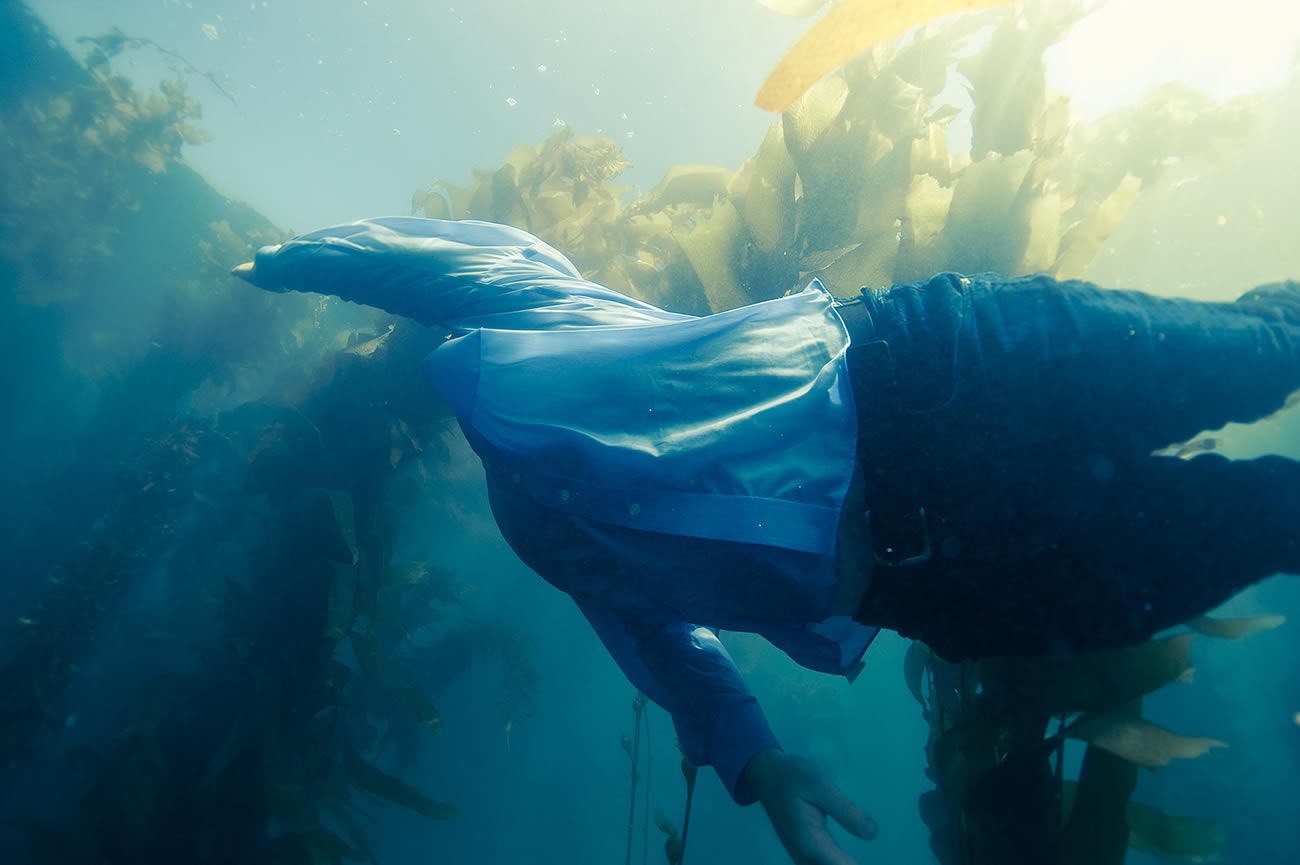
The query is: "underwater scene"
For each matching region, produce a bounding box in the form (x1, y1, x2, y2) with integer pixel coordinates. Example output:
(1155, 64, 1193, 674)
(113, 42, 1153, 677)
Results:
(2, 0, 1299, 862)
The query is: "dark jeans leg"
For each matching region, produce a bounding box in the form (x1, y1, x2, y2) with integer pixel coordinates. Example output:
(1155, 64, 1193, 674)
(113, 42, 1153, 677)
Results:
(853, 273, 1300, 659)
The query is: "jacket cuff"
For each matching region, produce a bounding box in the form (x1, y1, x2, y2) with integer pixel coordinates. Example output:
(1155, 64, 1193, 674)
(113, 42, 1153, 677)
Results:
(710, 698, 781, 805)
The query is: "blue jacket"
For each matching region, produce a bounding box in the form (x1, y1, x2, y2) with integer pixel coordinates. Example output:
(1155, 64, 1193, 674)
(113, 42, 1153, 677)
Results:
(251, 217, 879, 803)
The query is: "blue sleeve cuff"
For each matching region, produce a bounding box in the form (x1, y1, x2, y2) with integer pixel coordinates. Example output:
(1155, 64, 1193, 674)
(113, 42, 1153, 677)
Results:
(708, 698, 782, 805)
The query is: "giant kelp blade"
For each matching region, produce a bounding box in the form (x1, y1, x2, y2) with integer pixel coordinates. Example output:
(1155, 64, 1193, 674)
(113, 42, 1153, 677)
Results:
(674, 199, 752, 312)
(1186, 614, 1285, 640)
(981, 633, 1194, 716)
(1126, 799, 1228, 863)
(1065, 712, 1227, 769)
(343, 745, 457, 820)
(1061, 742, 1137, 865)
(903, 640, 932, 709)
(755, 0, 1012, 112)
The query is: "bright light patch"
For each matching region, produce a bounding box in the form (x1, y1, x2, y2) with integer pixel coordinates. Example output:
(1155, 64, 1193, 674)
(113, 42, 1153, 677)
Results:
(1047, 0, 1300, 116)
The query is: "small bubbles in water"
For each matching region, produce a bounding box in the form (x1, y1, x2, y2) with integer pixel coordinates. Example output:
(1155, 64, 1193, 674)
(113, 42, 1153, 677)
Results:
(64, 714, 77, 729)
(537, 64, 547, 72)
(553, 117, 567, 127)
(625, 130, 634, 138)
(593, 86, 601, 96)
(505, 96, 517, 108)
(201, 23, 219, 40)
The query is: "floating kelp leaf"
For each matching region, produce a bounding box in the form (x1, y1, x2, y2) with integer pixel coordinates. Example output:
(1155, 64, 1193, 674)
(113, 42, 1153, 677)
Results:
(674, 199, 751, 312)
(642, 164, 733, 210)
(569, 134, 633, 181)
(905, 173, 952, 249)
(943, 149, 1035, 274)
(981, 633, 1194, 717)
(800, 244, 857, 271)
(903, 640, 933, 710)
(756, 0, 1012, 112)
(926, 103, 962, 126)
(1065, 712, 1227, 769)
(1185, 614, 1285, 640)
(895, 173, 952, 282)
(911, 122, 953, 186)
(1153, 437, 1221, 459)
(1060, 743, 1138, 865)
(134, 145, 169, 174)
(326, 562, 358, 640)
(502, 140, 538, 176)
(1019, 190, 1062, 274)
(174, 122, 214, 146)
(741, 123, 799, 255)
(344, 744, 457, 819)
(1128, 800, 1228, 863)
(654, 806, 679, 837)
(341, 325, 393, 362)
(1061, 782, 1228, 863)
(1053, 173, 1141, 279)
(815, 229, 899, 295)
(436, 181, 472, 218)
(782, 74, 848, 160)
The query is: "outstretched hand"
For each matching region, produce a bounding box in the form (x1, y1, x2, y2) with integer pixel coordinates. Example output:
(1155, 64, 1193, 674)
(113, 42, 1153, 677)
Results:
(742, 748, 878, 865)
(231, 260, 272, 289)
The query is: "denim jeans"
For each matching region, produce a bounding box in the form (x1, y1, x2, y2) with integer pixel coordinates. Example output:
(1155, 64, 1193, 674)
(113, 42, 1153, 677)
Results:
(850, 272, 1300, 660)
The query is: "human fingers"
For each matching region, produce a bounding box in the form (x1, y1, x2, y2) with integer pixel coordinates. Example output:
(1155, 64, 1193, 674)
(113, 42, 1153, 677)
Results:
(806, 773, 878, 841)
(231, 261, 257, 282)
(788, 801, 863, 865)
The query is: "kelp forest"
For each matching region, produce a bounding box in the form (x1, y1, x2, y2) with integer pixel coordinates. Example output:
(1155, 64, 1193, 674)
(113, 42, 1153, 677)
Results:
(2, 0, 1298, 863)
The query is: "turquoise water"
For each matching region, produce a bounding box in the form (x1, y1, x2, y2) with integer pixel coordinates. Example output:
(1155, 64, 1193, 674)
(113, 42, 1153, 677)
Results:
(3, 1, 1298, 863)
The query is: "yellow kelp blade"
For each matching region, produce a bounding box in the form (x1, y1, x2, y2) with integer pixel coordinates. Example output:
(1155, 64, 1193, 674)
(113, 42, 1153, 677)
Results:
(1186, 613, 1286, 639)
(1061, 782, 1229, 863)
(756, 0, 1015, 112)
(1065, 712, 1227, 769)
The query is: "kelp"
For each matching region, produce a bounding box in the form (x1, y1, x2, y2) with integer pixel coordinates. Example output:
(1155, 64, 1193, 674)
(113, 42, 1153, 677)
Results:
(7, 0, 1285, 861)
(754, 0, 1015, 113)
(415, 1, 1256, 319)
(5, 33, 538, 865)
(904, 611, 1281, 864)
(0, 32, 226, 306)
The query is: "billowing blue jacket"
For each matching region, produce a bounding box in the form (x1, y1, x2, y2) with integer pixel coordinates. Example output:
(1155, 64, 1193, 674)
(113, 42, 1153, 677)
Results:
(250, 217, 879, 803)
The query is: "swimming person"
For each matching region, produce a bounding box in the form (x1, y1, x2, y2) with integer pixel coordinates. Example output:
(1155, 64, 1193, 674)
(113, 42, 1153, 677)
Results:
(233, 216, 1300, 865)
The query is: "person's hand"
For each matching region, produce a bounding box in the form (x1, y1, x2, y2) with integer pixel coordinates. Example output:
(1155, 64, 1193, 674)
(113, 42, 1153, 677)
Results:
(231, 254, 287, 291)
(742, 748, 877, 865)
(231, 260, 276, 290)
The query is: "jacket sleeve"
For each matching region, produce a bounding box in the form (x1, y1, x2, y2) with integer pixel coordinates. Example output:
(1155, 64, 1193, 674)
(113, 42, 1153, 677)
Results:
(246, 217, 677, 330)
(575, 600, 781, 805)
